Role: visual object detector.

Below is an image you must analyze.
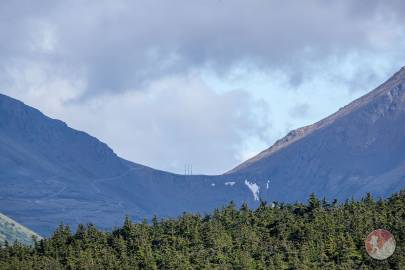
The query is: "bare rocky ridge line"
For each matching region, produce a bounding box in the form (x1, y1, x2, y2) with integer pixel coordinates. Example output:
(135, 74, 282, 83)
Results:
(226, 66, 405, 174)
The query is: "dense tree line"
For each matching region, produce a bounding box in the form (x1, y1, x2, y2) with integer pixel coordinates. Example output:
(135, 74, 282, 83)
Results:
(0, 190, 404, 269)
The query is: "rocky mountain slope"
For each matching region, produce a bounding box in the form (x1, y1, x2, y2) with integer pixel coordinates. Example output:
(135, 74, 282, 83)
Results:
(227, 67, 405, 202)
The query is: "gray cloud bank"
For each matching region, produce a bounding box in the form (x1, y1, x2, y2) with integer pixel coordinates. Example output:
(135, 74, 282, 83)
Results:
(1, 0, 405, 173)
(2, 0, 405, 94)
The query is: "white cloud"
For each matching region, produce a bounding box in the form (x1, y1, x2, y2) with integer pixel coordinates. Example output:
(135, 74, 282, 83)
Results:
(7, 73, 269, 175)
(29, 22, 58, 53)
(2, 61, 86, 114)
(1, 0, 405, 175)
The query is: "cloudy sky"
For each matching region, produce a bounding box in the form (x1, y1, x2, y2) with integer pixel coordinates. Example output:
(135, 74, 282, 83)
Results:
(1, 0, 405, 174)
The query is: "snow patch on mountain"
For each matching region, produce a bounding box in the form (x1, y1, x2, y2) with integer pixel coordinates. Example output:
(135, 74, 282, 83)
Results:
(244, 180, 260, 201)
(225, 181, 236, 186)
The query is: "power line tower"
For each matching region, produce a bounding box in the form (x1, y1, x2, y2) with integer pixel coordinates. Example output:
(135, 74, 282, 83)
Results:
(184, 164, 193, 176)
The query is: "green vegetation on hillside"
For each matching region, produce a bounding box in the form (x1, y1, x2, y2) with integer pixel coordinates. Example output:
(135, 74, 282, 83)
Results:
(0, 191, 404, 269)
(0, 213, 41, 246)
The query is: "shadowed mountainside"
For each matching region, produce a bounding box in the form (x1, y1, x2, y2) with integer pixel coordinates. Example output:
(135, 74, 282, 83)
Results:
(0, 94, 254, 235)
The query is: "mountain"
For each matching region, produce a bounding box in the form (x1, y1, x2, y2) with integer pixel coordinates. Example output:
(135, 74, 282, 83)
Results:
(0, 94, 253, 236)
(1, 67, 405, 236)
(226, 67, 405, 202)
(0, 212, 41, 246)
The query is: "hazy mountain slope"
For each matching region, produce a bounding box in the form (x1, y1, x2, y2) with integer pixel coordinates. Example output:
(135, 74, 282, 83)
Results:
(0, 213, 41, 246)
(227, 67, 405, 202)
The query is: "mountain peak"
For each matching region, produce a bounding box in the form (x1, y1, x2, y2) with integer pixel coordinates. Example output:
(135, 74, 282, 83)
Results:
(394, 65, 405, 77)
(227, 66, 405, 174)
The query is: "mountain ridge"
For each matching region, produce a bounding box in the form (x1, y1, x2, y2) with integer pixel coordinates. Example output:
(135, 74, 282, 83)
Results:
(226, 66, 405, 202)
(227, 66, 405, 174)
(1, 67, 405, 236)
(0, 93, 256, 235)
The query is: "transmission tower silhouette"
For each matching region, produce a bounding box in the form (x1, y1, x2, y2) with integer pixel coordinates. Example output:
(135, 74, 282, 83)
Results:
(184, 164, 193, 175)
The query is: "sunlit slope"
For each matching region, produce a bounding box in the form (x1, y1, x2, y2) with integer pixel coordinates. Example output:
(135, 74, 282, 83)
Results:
(227, 67, 405, 202)
(0, 213, 41, 246)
